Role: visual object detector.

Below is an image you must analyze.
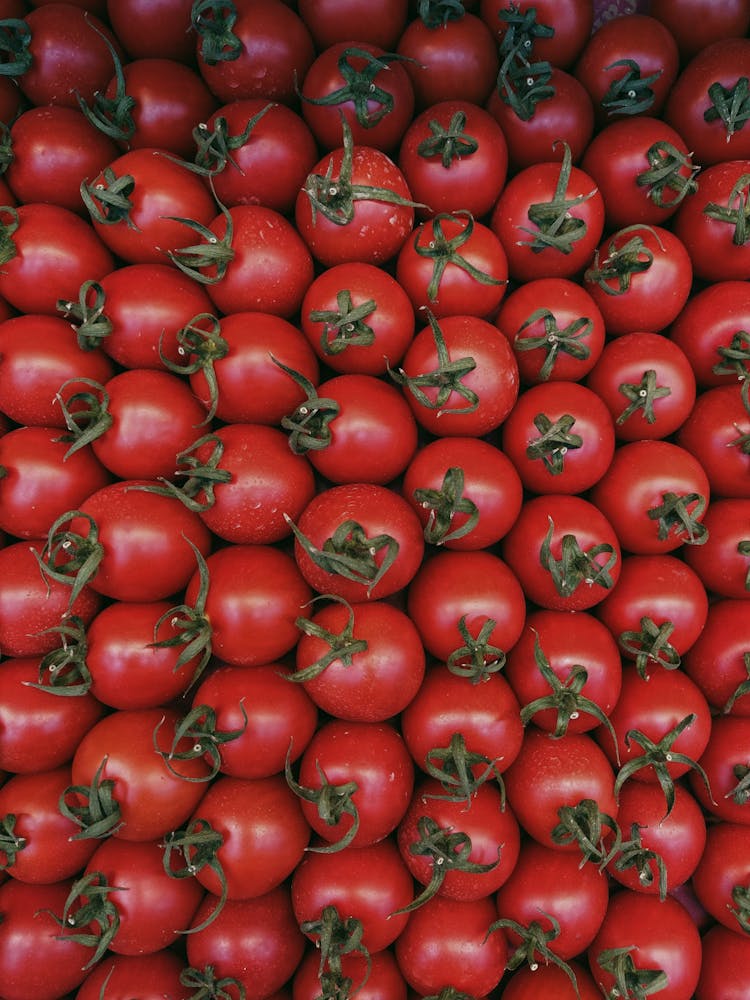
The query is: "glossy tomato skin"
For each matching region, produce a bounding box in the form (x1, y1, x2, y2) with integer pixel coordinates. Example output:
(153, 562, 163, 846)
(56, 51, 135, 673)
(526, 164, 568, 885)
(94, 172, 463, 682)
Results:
(650, 0, 750, 60)
(676, 383, 750, 499)
(695, 923, 750, 1000)
(73, 950, 189, 1000)
(682, 599, 750, 716)
(588, 890, 702, 1000)
(480, 0, 593, 69)
(692, 822, 750, 935)
(499, 959, 601, 1000)
(297, 0, 408, 50)
(106, 0, 195, 62)
(683, 498, 750, 599)
(667, 280, 750, 389)
(293, 946, 407, 1000)
(690, 714, 750, 825)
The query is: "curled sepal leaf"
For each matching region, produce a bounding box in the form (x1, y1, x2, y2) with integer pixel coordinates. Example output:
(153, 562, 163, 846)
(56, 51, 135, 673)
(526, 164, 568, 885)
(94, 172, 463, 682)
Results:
(191, 0, 242, 65)
(300, 903, 371, 989)
(498, 3, 554, 58)
(284, 514, 399, 598)
(417, 110, 479, 167)
(273, 355, 340, 454)
(611, 822, 668, 901)
(159, 312, 228, 424)
(308, 288, 377, 356)
(616, 369, 671, 426)
(388, 310, 479, 416)
(49, 871, 124, 970)
(740, 540, 750, 592)
(486, 912, 581, 995)
(0, 18, 31, 76)
(713, 328, 750, 384)
(34, 510, 103, 610)
(0, 204, 18, 266)
(57, 279, 112, 351)
(392, 815, 501, 915)
(646, 491, 708, 546)
(517, 142, 596, 255)
(520, 632, 619, 756)
(600, 59, 662, 116)
(162, 817, 227, 932)
(597, 945, 668, 999)
(80, 168, 138, 228)
(153, 702, 248, 783)
(284, 750, 360, 854)
(314, 970, 358, 1000)
(167, 202, 235, 285)
(54, 377, 112, 460)
(59, 756, 124, 841)
(28, 614, 92, 697)
(526, 413, 582, 475)
(730, 884, 750, 934)
(584, 225, 662, 296)
(618, 616, 681, 679)
(418, 0, 466, 28)
(412, 210, 506, 302)
(180, 965, 246, 1000)
(539, 517, 618, 600)
(704, 76, 750, 139)
(413, 466, 479, 546)
(724, 652, 750, 714)
(149, 537, 213, 685)
(446, 615, 507, 683)
(496, 48, 555, 122)
(550, 797, 621, 870)
(302, 116, 425, 227)
(423, 991, 478, 1000)
(291, 595, 368, 683)
(422, 731, 506, 809)
(135, 434, 232, 513)
(76, 19, 135, 142)
(614, 714, 714, 818)
(726, 762, 750, 807)
(636, 140, 699, 209)
(704, 172, 750, 247)
(186, 104, 272, 177)
(0, 813, 26, 870)
(514, 309, 592, 382)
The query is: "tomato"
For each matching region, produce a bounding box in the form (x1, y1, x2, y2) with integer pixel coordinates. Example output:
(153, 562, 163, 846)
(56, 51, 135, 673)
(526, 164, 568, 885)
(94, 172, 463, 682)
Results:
(300, 42, 415, 153)
(692, 822, 750, 934)
(502, 494, 621, 612)
(499, 959, 601, 1000)
(588, 890, 702, 1000)
(293, 598, 426, 722)
(683, 497, 750, 599)
(395, 313, 520, 437)
(71, 707, 211, 841)
(398, 99, 509, 219)
(407, 549, 526, 671)
(676, 383, 750, 498)
(293, 946, 407, 1000)
(650, 0, 750, 61)
(74, 950, 189, 1000)
(0, 203, 114, 316)
(289, 482, 425, 603)
(501, 380, 615, 495)
(695, 923, 750, 1000)
(0, 425, 111, 540)
(494, 276, 606, 385)
(585, 331, 697, 441)
(106, 0, 195, 62)
(402, 435, 523, 549)
(668, 279, 750, 390)
(490, 145, 605, 283)
(582, 223, 693, 337)
(503, 728, 618, 849)
(690, 714, 750, 825)
(682, 599, 750, 716)
(480, 0, 593, 70)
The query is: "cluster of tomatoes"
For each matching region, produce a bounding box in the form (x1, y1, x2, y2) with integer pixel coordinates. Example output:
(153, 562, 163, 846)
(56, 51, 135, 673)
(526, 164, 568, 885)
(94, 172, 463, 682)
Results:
(0, 0, 749, 997)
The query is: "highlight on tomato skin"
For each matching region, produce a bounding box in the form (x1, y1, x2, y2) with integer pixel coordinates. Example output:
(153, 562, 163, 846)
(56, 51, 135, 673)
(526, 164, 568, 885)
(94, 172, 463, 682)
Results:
(0, 2, 747, 998)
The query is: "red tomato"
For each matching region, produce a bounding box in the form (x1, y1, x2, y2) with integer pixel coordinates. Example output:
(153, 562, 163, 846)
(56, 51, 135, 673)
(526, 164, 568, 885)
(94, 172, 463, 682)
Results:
(293, 946, 407, 1000)
(692, 822, 750, 935)
(667, 279, 750, 389)
(682, 599, 750, 716)
(676, 383, 750, 499)
(650, 0, 750, 60)
(106, 0, 195, 62)
(690, 714, 750, 825)
(480, 0, 593, 69)
(74, 951, 189, 1000)
(695, 923, 750, 1000)
(683, 497, 750, 599)
(499, 960, 601, 1000)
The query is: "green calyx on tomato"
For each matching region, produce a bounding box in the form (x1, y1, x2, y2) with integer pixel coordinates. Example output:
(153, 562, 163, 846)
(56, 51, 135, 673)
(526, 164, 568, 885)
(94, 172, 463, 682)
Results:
(80, 168, 137, 227)
(540, 518, 618, 599)
(154, 703, 248, 783)
(162, 817, 227, 931)
(0, 18, 31, 77)
(150, 539, 213, 685)
(0, 814, 26, 870)
(487, 911, 580, 992)
(30, 615, 93, 697)
(76, 20, 135, 143)
(704, 76, 750, 139)
(167, 199, 235, 285)
(57, 279, 113, 352)
(703, 171, 750, 247)
(160, 312, 228, 424)
(308, 288, 377, 356)
(292, 596, 368, 683)
(48, 871, 123, 969)
(497, 4, 554, 58)
(284, 751, 360, 853)
(136, 433, 232, 513)
(596, 945, 667, 999)
(600, 59, 662, 117)
(526, 412, 583, 475)
(611, 821, 668, 901)
(274, 356, 340, 453)
(190, 0, 242, 65)
(55, 377, 113, 460)
(584, 224, 662, 296)
(417, 109, 479, 167)
(299, 904, 371, 995)
(618, 616, 681, 679)
(636, 140, 700, 209)
(179, 965, 246, 1000)
(514, 308, 593, 382)
(417, 0, 466, 29)
(413, 465, 480, 546)
(59, 756, 124, 840)
(646, 490, 709, 546)
(730, 884, 750, 934)
(616, 369, 672, 425)
(188, 104, 273, 177)
(411, 210, 506, 302)
(36, 510, 104, 610)
(518, 142, 596, 255)
(550, 797, 621, 869)
(446, 614, 507, 683)
(422, 732, 506, 809)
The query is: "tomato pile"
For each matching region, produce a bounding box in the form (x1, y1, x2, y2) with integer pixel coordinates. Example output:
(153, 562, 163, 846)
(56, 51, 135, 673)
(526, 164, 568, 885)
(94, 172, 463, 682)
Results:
(0, 0, 749, 997)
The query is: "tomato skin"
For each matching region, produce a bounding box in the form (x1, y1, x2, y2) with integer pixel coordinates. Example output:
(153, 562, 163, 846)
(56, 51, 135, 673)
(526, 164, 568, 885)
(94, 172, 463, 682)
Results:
(682, 599, 750, 716)
(293, 946, 407, 1000)
(696, 923, 750, 1000)
(683, 497, 750, 599)
(588, 890, 702, 1000)
(676, 383, 750, 499)
(692, 822, 750, 934)
(668, 280, 750, 389)
(499, 959, 601, 1000)
(690, 714, 750, 825)
(73, 950, 189, 1000)
(298, 0, 408, 50)
(480, 0, 593, 69)
(106, 0, 195, 62)
(650, 0, 750, 61)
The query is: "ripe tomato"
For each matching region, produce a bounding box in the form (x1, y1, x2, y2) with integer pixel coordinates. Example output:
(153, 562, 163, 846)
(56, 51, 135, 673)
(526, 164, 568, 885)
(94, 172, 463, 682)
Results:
(693, 822, 750, 936)
(293, 946, 407, 1000)
(667, 279, 750, 389)
(297, 0, 408, 50)
(499, 960, 601, 1000)
(690, 714, 750, 825)
(682, 599, 750, 716)
(106, 0, 195, 62)
(74, 951, 188, 1000)
(676, 382, 750, 499)
(480, 0, 593, 69)
(695, 923, 750, 1000)
(683, 497, 750, 599)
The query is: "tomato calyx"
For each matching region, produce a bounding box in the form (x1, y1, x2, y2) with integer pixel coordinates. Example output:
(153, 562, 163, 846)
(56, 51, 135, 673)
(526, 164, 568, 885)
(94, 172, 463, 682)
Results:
(167, 200, 235, 285)
(519, 143, 597, 256)
(394, 814, 501, 914)
(292, 596, 369, 682)
(703, 172, 750, 247)
(615, 714, 714, 818)
(540, 518, 618, 599)
(191, 0, 242, 65)
(739, 540, 750, 592)
(150, 539, 213, 683)
(636, 140, 700, 209)
(0, 205, 19, 266)
(274, 357, 340, 453)
(0, 814, 26, 870)
(597, 945, 668, 1000)
(724, 652, 750, 714)
(137, 434, 232, 513)
(447, 614, 507, 682)
(497, 3, 554, 58)
(48, 870, 123, 969)
(496, 40, 555, 122)
(58, 279, 113, 352)
(551, 797, 622, 869)
(302, 117, 425, 227)
(286, 514, 400, 597)
(162, 817, 228, 931)
(487, 911, 580, 994)
(730, 883, 750, 933)
(616, 369, 671, 426)
(80, 168, 138, 228)
(0, 18, 32, 77)
(521, 633, 619, 752)
(417, 0, 466, 29)
(646, 491, 709, 546)
(422, 732, 507, 808)
(413, 465, 480, 545)
(36, 510, 104, 609)
(309, 288, 378, 356)
(526, 412, 583, 475)
(29, 614, 93, 697)
(186, 104, 273, 177)
(600, 59, 662, 118)
(179, 965, 247, 1000)
(412, 210, 507, 302)
(423, 990, 476, 1000)
(59, 756, 124, 840)
(55, 377, 113, 460)
(584, 225, 662, 296)
(704, 76, 750, 139)
(300, 904, 371, 996)
(284, 751, 360, 853)
(154, 703, 248, 783)
(389, 311, 479, 415)
(417, 110, 479, 167)
(727, 762, 750, 808)
(611, 821, 668, 900)
(618, 616, 681, 679)
(514, 309, 593, 382)
(76, 20, 135, 143)
(161, 312, 229, 424)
